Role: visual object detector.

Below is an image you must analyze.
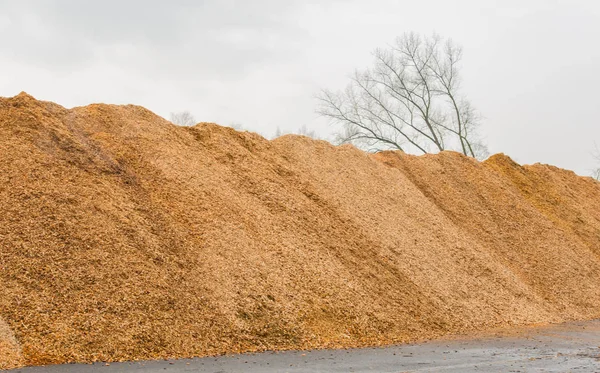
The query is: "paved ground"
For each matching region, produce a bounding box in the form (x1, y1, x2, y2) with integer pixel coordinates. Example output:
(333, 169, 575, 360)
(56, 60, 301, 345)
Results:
(10, 320, 600, 372)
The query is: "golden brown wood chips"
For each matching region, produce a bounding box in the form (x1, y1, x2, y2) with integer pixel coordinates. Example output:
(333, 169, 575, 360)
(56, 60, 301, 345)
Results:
(1, 92, 599, 368)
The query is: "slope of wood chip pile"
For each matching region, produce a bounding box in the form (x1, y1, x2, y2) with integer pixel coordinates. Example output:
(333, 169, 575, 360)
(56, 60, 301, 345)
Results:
(0, 316, 23, 370)
(1, 92, 599, 368)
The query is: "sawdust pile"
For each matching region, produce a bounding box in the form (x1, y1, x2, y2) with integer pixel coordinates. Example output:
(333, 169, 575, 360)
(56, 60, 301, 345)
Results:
(1, 92, 599, 368)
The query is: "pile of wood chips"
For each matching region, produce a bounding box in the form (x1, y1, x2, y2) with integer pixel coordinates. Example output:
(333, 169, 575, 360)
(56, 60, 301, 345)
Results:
(1, 92, 599, 368)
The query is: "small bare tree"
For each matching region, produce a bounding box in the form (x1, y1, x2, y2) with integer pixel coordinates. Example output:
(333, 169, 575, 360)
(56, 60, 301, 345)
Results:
(297, 124, 318, 139)
(273, 125, 319, 139)
(170, 111, 196, 127)
(274, 126, 283, 138)
(227, 122, 244, 130)
(318, 32, 487, 158)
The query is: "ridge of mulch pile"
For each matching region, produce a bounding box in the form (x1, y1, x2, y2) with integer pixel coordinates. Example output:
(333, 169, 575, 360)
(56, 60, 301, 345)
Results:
(1, 92, 599, 369)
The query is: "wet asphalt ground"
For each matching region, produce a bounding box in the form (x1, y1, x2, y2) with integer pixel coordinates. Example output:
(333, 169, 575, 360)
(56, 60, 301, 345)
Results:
(10, 320, 600, 372)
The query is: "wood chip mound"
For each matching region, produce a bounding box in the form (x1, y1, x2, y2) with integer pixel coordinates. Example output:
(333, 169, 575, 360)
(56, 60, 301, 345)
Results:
(1, 92, 599, 368)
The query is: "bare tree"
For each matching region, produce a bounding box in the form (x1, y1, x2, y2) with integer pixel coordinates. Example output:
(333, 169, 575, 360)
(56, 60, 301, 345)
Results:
(170, 111, 196, 127)
(227, 122, 245, 130)
(297, 124, 318, 139)
(273, 125, 319, 139)
(317, 32, 487, 158)
(274, 126, 283, 138)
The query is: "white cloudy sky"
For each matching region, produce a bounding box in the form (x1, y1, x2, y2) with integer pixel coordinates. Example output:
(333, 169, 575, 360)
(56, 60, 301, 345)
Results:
(1, 0, 599, 175)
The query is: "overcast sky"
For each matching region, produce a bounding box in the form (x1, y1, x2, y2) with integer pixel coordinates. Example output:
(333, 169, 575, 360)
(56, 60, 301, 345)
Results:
(1, 0, 599, 176)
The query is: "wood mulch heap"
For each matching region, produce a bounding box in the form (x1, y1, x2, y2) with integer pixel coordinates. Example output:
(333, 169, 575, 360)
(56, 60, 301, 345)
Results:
(1, 92, 599, 369)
